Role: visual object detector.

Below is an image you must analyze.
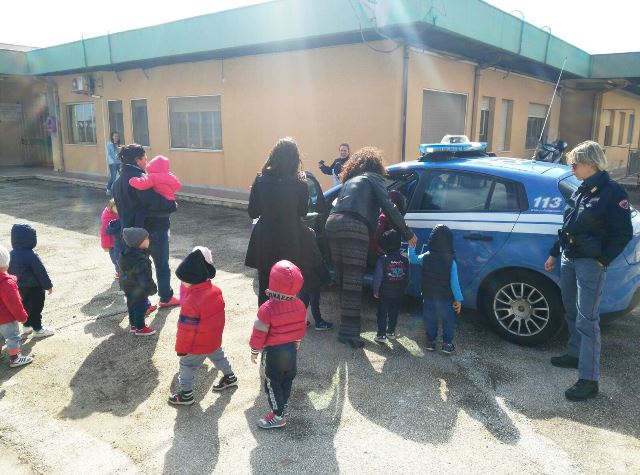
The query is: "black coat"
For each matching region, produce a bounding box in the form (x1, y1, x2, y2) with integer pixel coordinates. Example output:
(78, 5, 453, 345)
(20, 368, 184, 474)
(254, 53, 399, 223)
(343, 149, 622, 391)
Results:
(9, 224, 52, 290)
(245, 173, 317, 274)
(119, 246, 157, 300)
(112, 163, 177, 231)
(549, 171, 633, 266)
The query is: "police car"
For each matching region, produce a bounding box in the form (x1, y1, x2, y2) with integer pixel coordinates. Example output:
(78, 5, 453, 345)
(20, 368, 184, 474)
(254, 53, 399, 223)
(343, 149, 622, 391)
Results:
(305, 137, 640, 346)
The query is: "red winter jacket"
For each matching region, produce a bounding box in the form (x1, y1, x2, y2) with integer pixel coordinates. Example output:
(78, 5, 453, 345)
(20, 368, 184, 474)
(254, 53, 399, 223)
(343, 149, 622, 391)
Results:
(175, 280, 225, 355)
(128, 156, 182, 201)
(0, 272, 28, 324)
(100, 207, 118, 249)
(249, 298, 307, 351)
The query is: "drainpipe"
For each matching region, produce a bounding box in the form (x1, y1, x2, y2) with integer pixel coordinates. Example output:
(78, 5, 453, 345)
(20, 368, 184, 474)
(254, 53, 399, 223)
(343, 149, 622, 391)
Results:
(470, 66, 482, 140)
(400, 42, 409, 162)
(46, 79, 65, 172)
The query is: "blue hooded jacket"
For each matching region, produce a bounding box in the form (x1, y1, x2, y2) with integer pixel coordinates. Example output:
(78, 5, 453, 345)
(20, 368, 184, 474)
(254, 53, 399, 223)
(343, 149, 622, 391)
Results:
(8, 224, 52, 289)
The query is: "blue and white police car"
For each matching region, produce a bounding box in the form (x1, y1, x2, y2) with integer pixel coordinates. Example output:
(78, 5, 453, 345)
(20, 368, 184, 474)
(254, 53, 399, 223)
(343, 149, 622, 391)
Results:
(305, 138, 640, 346)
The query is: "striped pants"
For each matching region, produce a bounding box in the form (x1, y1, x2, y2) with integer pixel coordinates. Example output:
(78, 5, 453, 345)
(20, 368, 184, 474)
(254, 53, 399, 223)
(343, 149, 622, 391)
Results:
(325, 213, 370, 341)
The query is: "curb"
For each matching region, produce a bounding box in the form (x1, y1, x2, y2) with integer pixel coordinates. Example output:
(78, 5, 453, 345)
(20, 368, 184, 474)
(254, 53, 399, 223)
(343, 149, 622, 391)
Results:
(0, 173, 249, 210)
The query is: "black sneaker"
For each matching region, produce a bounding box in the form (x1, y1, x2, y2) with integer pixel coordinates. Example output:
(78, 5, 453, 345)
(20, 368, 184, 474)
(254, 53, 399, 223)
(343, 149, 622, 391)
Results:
(386, 332, 396, 340)
(374, 334, 387, 343)
(168, 390, 194, 405)
(212, 373, 238, 391)
(565, 379, 599, 401)
(551, 354, 579, 368)
(315, 320, 333, 331)
(425, 341, 436, 352)
(441, 343, 455, 355)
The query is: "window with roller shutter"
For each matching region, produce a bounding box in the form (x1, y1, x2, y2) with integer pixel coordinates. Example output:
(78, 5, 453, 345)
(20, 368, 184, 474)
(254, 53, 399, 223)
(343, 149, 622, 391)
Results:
(420, 90, 467, 144)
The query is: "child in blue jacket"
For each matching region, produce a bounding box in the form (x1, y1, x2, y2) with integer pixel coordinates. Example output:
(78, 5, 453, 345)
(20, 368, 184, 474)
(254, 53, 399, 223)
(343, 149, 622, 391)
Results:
(409, 225, 462, 354)
(9, 224, 54, 337)
(372, 229, 408, 342)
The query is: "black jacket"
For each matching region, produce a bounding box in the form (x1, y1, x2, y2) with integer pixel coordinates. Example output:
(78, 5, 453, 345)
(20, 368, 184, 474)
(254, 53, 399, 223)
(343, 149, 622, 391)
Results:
(245, 173, 318, 273)
(112, 163, 177, 231)
(421, 225, 455, 299)
(372, 250, 409, 299)
(9, 224, 52, 289)
(118, 246, 157, 300)
(550, 171, 633, 266)
(319, 157, 348, 177)
(330, 172, 414, 241)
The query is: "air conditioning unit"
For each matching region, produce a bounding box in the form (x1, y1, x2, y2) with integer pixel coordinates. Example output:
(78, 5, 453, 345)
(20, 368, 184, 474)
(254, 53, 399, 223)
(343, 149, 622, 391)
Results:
(71, 76, 92, 94)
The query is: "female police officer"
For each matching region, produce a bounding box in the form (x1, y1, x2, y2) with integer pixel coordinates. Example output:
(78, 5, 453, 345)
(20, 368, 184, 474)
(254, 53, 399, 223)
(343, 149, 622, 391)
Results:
(544, 141, 633, 401)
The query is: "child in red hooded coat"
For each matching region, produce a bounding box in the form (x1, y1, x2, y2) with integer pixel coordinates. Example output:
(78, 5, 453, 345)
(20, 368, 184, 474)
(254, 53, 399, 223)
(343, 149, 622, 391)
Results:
(128, 155, 182, 200)
(168, 246, 237, 406)
(250, 260, 307, 429)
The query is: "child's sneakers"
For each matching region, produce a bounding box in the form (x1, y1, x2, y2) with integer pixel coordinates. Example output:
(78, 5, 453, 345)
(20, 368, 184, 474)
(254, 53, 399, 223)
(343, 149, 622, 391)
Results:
(129, 325, 136, 333)
(9, 354, 33, 368)
(212, 373, 238, 391)
(257, 411, 286, 429)
(314, 320, 333, 331)
(386, 332, 396, 340)
(425, 341, 436, 352)
(145, 304, 158, 316)
(134, 325, 156, 336)
(442, 343, 455, 355)
(168, 390, 194, 405)
(158, 296, 180, 308)
(374, 334, 387, 343)
(32, 327, 55, 338)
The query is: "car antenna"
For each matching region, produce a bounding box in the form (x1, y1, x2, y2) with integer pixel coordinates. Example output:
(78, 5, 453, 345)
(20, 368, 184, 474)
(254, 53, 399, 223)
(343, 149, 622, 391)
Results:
(532, 56, 567, 162)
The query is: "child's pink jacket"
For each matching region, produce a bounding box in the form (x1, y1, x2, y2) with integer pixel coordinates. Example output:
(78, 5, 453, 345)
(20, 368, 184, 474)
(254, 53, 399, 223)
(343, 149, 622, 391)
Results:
(100, 207, 118, 249)
(129, 155, 182, 200)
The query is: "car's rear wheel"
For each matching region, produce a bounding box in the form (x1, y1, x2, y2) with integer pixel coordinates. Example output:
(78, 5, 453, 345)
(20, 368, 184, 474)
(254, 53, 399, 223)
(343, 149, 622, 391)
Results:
(480, 270, 563, 346)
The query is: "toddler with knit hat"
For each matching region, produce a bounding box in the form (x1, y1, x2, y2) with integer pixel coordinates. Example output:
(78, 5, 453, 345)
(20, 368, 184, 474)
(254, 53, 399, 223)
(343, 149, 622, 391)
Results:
(169, 246, 238, 406)
(119, 227, 157, 336)
(0, 245, 33, 367)
(250, 260, 307, 429)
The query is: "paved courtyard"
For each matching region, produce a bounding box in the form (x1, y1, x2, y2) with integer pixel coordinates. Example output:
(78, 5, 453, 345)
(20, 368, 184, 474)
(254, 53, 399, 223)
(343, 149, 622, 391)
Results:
(0, 179, 638, 474)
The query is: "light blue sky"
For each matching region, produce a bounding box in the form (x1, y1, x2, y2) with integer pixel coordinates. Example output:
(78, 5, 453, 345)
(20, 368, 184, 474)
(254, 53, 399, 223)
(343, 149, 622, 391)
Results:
(3, 0, 639, 54)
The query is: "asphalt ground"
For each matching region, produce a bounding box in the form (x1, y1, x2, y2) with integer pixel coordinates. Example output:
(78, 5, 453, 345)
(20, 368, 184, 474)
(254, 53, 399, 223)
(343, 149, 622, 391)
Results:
(0, 179, 638, 474)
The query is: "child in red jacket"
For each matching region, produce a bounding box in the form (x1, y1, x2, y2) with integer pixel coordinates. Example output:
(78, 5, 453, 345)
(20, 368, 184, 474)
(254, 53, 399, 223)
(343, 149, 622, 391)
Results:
(169, 247, 237, 405)
(0, 245, 33, 368)
(100, 198, 121, 278)
(128, 155, 182, 200)
(250, 260, 307, 429)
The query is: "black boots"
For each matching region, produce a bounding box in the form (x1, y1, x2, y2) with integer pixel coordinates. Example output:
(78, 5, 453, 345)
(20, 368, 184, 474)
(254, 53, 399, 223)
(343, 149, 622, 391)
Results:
(565, 379, 599, 401)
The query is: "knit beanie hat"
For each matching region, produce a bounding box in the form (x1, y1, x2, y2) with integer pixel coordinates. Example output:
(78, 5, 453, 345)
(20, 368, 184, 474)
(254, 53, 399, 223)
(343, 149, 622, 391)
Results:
(122, 227, 149, 248)
(175, 246, 216, 284)
(0, 245, 9, 268)
(380, 229, 401, 254)
(266, 260, 304, 301)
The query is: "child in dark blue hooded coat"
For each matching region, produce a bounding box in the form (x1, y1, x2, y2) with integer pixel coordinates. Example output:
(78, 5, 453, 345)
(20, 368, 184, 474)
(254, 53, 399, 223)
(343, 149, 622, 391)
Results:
(409, 224, 463, 354)
(9, 224, 54, 338)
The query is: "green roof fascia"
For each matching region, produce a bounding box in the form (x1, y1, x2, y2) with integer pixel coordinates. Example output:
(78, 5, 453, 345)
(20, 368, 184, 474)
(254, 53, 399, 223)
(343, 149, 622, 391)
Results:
(25, 0, 591, 77)
(0, 48, 29, 75)
(590, 52, 640, 79)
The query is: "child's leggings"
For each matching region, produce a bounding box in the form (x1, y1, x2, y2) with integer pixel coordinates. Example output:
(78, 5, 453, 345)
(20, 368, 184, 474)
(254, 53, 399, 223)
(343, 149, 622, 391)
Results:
(261, 342, 297, 417)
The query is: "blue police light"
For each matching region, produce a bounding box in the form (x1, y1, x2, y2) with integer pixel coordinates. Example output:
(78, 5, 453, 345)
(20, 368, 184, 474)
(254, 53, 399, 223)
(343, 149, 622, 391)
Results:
(419, 142, 488, 155)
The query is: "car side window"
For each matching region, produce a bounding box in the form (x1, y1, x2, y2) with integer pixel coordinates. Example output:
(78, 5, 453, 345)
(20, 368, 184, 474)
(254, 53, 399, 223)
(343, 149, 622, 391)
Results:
(419, 171, 519, 212)
(307, 178, 319, 212)
(384, 171, 419, 210)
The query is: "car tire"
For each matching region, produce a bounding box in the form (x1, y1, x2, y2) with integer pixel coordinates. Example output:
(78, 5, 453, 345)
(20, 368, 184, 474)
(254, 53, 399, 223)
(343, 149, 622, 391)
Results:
(480, 270, 563, 346)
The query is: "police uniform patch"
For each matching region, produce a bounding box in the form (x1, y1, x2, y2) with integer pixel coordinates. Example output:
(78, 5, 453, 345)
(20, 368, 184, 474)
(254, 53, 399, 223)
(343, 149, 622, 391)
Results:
(619, 199, 630, 210)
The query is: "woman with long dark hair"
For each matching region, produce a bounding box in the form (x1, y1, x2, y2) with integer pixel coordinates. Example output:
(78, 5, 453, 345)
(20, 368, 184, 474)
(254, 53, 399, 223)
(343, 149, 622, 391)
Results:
(106, 131, 122, 196)
(246, 138, 316, 306)
(326, 147, 417, 348)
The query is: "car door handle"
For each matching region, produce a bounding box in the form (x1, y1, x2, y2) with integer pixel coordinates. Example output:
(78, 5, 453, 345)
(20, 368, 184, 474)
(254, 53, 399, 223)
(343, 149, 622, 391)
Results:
(463, 233, 493, 241)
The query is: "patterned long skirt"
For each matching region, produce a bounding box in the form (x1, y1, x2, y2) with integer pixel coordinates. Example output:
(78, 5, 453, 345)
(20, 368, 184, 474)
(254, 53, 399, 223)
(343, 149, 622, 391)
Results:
(325, 213, 370, 341)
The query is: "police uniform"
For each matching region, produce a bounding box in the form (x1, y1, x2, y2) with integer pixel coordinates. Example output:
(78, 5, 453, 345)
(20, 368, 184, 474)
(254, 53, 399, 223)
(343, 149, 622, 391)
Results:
(549, 170, 633, 395)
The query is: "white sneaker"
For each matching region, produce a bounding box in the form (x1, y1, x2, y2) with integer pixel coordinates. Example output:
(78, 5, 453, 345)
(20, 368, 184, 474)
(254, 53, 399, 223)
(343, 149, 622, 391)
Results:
(9, 354, 33, 368)
(32, 327, 55, 338)
(22, 325, 33, 335)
